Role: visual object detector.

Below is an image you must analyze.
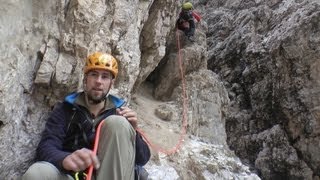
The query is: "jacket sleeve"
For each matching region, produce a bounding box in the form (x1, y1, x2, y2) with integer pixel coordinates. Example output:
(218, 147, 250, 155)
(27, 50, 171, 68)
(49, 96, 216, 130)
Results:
(36, 103, 71, 170)
(135, 132, 151, 166)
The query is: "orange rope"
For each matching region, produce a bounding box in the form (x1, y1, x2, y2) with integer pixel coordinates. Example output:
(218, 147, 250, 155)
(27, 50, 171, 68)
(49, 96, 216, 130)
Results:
(86, 120, 105, 180)
(136, 30, 189, 155)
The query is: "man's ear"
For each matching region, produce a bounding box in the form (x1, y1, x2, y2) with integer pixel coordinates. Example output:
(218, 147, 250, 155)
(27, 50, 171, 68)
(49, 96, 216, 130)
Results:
(83, 76, 87, 90)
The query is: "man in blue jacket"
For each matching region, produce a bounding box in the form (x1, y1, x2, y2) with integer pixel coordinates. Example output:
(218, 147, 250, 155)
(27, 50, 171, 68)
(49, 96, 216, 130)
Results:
(22, 52, 150, 180)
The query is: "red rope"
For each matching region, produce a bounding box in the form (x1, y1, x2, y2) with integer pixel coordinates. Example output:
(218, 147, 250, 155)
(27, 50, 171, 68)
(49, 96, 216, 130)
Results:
(86, 120, 105, 180)
(136, 30, 189, 155)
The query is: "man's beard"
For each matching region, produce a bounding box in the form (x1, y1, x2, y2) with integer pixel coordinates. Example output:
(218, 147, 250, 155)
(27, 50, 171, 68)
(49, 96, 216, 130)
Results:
(87, 92, 108, 104)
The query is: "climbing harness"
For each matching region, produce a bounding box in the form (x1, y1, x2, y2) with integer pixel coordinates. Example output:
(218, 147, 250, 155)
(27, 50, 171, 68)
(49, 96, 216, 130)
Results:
(74, 172, 87, 180)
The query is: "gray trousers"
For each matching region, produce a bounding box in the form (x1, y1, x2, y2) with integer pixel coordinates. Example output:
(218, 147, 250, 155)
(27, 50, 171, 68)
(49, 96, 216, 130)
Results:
(22, 115, 136, 180)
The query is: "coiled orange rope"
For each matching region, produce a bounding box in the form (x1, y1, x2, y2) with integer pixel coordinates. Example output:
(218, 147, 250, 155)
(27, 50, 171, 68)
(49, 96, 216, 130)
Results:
(136, 30, 189, 155)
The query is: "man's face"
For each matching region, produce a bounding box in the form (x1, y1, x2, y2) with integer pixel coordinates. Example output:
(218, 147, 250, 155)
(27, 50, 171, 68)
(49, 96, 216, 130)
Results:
(84, 69, 114, 103)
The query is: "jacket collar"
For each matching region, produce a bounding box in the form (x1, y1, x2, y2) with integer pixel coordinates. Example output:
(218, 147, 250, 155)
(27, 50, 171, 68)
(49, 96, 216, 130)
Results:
(64, 92, 126, 110)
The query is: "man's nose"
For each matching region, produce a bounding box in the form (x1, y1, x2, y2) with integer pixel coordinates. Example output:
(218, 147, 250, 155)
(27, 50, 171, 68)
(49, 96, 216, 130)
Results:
(95, 75, 103, 83)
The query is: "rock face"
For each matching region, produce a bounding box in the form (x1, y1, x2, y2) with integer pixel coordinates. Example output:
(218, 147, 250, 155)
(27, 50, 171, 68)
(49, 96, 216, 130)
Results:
(0, 0, 257, 179)
(205, 0, 320, 179)
(0, 0, 318, 179)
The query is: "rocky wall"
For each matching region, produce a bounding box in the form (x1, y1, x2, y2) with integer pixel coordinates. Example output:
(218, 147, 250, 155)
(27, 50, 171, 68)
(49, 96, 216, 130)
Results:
(205, 0, 320, 179)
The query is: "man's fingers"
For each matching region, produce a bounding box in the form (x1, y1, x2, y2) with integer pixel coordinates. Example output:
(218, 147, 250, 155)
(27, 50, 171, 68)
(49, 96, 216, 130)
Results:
(63, 154, 83, 172)
(116, 107, 138, 129)
(65, 156, 80, 171)
(80, 148, 101, 169)
(63, 148, 100, 172)
(78, 148, 100, 169)
(70, 148, 99, 170)
(71, 155, 86, 171)
(118, 108, 137, 118)
(76, 149, 93, 166)
(91, 154, 100, 169)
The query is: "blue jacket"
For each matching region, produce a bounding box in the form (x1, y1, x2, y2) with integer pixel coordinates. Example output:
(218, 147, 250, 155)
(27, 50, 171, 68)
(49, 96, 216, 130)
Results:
(36, 92, 150, 173)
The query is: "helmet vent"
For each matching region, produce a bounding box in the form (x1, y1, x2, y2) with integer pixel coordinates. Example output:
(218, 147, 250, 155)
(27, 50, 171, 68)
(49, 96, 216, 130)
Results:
(84, 52, 118, 78)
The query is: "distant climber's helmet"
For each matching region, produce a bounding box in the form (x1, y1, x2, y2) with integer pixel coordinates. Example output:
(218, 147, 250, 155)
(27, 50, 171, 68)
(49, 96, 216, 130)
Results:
(84, 52, 118, 78)
(182, 2, 193, 10)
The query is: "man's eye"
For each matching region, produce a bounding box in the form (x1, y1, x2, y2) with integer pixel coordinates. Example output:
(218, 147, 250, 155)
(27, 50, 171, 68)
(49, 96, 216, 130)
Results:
(101, 75, 111, 79)
(89, 72, 99, 77)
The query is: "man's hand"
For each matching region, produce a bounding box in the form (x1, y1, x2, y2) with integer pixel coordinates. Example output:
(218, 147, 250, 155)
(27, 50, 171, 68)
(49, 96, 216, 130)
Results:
(116, 106, 138, 129)
(62, 148, 100, 172)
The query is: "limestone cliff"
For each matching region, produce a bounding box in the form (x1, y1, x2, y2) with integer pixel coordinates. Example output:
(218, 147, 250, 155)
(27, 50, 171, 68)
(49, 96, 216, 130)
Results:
(205, 0, 320, 179)
(0, 0, 318, 179)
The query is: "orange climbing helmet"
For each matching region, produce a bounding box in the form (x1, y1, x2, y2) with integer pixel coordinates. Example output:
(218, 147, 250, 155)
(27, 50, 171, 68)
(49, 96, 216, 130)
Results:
(182, 2, 193, 10)
(84, 52, 118, 78)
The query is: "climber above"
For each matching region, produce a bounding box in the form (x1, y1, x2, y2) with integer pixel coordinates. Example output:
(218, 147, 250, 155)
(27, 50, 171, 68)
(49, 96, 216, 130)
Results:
(176, 2, 201, 42)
